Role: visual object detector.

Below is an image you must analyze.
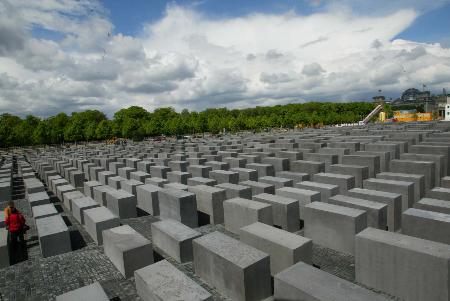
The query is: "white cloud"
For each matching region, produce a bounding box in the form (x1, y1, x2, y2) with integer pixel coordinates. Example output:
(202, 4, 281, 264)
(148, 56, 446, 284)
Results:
(0, 1, 450, 117)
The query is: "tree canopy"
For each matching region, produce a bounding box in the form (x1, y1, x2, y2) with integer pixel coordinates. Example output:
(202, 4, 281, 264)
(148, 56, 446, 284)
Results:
(0, 102, 375, 148)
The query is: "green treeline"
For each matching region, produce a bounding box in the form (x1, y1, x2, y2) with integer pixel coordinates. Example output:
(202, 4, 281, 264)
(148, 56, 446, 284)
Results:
(0, 102, 375, 147)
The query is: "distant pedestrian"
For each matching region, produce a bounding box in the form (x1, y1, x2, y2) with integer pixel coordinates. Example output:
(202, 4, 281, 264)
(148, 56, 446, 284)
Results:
(3, 201, 14, 219)
(5, 207, 27, 263)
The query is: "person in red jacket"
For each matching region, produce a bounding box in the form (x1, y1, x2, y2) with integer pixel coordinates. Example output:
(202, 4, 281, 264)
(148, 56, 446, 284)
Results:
(5, 207, 26, 263)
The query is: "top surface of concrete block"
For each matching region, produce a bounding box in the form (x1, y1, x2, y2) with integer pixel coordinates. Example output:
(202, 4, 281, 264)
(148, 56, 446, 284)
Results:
(84, 206, 117, 222)
(356, 227, 450, 258)
(225, 197, 271, 210)
(306, 201, 366, 218)
(241, 222, 310, 250)
(152, 219, 201, 241)
(102, 225, 150, 252)
(35, 214, 68, 236)
(193, 231, 268, 268)
(55, 282, 109, 301)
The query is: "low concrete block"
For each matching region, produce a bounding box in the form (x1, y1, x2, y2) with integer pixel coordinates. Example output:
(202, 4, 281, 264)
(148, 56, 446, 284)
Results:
(135, 260, 212, 301)
(103, 225, 153, 278)
(136, 184, 162, 215)
(275, 187, 321, 220)
(295, 181, 339, 202)
(193, 231, 271, 301)
(158, 189, 198, 227)
(188, 185, 226, 224)
(106, 189, 137, 219)
(415, 197, 450, 214)
(55, 282, 109, 301)
(32, 204, 58, 219)
(72, 197, 100, 224)
(223, 197, 272, 234)
(151, 219, 201, 263)
(275, 262, 390, 301)
(84, 206, 120, 245)
(36, 214, 71, 258)
(240, 222, 312, 275)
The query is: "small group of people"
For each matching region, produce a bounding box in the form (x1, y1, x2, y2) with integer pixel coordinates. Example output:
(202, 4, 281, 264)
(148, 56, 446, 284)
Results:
(3, 201, 28, 263)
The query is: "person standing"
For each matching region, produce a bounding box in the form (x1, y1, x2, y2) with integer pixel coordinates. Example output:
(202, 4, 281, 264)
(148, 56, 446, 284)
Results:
(5, 207, 26, 263)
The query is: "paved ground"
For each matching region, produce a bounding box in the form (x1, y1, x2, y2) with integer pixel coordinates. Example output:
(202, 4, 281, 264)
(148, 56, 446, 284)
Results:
(0, 168, 390, 301)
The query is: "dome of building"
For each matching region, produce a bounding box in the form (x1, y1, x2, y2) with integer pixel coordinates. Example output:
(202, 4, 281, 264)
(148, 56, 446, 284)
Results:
(401, 88, 421, 102)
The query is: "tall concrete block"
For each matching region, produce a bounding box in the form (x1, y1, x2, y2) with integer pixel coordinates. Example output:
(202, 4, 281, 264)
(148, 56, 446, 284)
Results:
(329, 164, 369, 188)
(193, 231, 271, 301)
(276, 187, 321, 220)
(240, 180, 274, 195)
(363, 178, 414, 212)
(327, 195, 387, 230)
(72, 197, 100, 225)
(304, 202, 367, 255)
(390, 159, 435, 191)
(347, 188, 402, 232)
(215, 182, 252, 200)
(376, 172, 424, 201)
(246, 163, 275, 177)
(342, 154, 380, 177)
(355, 227, 450, 301)
(291, 160, 325, 176)
(402, 208, 450, 244)
(209, 170, 239, 184)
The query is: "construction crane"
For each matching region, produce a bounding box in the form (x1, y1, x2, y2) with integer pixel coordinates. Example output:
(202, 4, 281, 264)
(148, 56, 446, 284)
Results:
(360, 104, 383, 125)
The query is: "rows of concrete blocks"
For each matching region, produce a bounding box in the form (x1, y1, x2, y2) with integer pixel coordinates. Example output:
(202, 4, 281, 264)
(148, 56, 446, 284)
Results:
(18, 122, 450, 300)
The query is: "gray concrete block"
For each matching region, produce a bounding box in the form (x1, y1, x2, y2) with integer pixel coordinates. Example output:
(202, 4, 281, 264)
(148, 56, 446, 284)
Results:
(276, 187, 321, 220)
(295, 181, 339, 202)
(230, 167, 258, 181)
(390, 159, 435, 192)
(240, 180, 274, 195)
(223, 197, 272, 234)
(135, 260, 212, 301)
(240, 222, 311, 275)
(187, 165, 212, 178)
(188, 185, 226, 224)
(355, 227, 450, 301)
(158, 189, 198, 227)
(327, 195, 387, 230)
(215, 183, 252, 200)
(376, 172, 424, 201)
(72, 197, 100, 224)
(209, 170, 239, 184)
(304, 202, 367, 255)
(145, 177, 169, 187)
(103, 225, 153, 278)
(32, 204, 58, 219)
(167, 171, 191, 184)
(259, 176, 293, 189)
(151, 219, 201, 263)
(36, 214, 71, 258)
(427, 187, 450, 200)
(106, 189, 137, 219)
(27, 191, 50, 207)
(0, 229, 9, 268)
(187, 177, 217, 186)
(291, 160, 325, 176)
(84, 181, 102, 199)
(193, 231, 271, 301)
(136, 184, 162, 215)
(55, 282, 109, 301)
(363, 178, 414, 212)
(313, 172, 355, 194)
(414, 197, 450, 214)
(342, 154, 380, 177)
(121, 179, 144, 195)
(274, 261, 390, 301)
(246, 163, 275, 177)
(402, 208, 450, 244)
(84, 206, 120, 245)
(252, 193, 300, 232)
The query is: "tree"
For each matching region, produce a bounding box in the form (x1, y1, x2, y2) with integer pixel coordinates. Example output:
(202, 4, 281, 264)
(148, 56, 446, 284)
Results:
(96, 120, 112, 140)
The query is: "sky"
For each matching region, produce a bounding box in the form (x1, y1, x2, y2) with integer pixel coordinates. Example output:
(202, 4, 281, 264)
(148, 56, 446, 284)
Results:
(1, 0, 450, 117)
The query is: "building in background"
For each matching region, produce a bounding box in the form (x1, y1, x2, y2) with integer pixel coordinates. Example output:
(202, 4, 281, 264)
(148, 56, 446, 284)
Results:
(445, 96, 450, 121)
